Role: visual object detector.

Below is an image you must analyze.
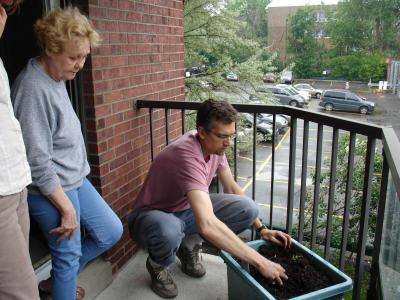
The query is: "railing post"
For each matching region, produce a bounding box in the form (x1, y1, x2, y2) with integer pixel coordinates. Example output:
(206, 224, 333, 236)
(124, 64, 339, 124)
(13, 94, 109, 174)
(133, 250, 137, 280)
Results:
(164, 108, 169, 145)
(149, 108, 154, 161)
(287, 118, 297, 235)
(324, 128, 339, 260)
(340, 132, 356, 270)
(311, 123, 324, 250)
(367, 151, 389, 299)
(353, 137, 376, 300)
(269, 114, 276, 229)
(298, 120, 309, 242)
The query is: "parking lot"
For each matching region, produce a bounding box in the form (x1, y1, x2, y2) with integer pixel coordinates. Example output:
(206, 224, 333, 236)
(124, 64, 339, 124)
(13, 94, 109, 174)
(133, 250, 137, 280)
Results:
(229, 81, 400, 229)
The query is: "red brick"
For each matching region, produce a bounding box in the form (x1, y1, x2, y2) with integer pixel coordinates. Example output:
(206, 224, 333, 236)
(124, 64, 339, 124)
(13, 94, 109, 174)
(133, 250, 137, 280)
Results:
(85, 0, 184, 274)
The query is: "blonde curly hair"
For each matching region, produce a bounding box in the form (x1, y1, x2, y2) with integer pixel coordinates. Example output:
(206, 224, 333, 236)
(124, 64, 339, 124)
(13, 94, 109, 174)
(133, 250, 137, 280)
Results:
(34, 6, 100, 55)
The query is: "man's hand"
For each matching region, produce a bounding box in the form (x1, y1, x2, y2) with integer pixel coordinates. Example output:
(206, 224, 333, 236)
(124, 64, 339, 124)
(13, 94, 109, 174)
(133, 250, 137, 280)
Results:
(257, 256, 288, 286)
(0, 5, 7, 39)
(261, 229, 291, 248)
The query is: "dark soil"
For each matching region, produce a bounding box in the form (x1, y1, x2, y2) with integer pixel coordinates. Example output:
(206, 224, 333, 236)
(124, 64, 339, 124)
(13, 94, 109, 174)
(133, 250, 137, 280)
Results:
(249, 245, 335, 300)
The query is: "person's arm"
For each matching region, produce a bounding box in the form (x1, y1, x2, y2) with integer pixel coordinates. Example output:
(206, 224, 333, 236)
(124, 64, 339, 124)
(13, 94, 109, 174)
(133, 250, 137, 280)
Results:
(218, 167, 244, 195)
(188, 189, 288, 285)
(218, 167, 291, 248)
(47, 185, 78, 240)
(12, 73, 78, 239)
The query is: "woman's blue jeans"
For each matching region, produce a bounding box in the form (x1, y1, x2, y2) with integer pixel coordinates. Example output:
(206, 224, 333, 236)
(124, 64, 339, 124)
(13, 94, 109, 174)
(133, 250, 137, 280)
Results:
(128, 193, 259, 266)
(28, 178, 123, 300)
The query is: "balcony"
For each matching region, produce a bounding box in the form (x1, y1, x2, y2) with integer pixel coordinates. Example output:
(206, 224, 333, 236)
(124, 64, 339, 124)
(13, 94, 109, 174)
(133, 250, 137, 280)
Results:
(97, 100, 400, 300)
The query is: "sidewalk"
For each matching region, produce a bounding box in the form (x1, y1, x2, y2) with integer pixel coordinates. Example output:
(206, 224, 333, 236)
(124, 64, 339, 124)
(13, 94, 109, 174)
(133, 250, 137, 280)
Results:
(94, 250, 228, 300)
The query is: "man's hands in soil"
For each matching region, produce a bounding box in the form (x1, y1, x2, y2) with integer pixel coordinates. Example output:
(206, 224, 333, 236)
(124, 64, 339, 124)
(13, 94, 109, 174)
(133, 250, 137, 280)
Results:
(258, 257, 288, 286)
(261, 229, 292, 248)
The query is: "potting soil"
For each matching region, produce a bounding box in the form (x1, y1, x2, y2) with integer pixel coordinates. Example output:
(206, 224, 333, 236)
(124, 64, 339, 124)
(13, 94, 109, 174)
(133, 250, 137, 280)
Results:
(249, 245, 335, 299)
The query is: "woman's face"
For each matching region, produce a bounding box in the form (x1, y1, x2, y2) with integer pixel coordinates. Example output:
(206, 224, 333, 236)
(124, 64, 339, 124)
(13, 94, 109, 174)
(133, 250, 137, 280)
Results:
(47, 38, 90, 81)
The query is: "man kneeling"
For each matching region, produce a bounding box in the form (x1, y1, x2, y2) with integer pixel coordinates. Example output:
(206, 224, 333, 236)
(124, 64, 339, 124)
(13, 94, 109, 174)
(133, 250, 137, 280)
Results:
(128, 99, 291, 298)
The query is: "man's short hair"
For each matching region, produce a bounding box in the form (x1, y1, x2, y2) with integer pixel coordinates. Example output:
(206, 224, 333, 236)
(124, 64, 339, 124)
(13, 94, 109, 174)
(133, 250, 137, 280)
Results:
(196, 99, 237, 132)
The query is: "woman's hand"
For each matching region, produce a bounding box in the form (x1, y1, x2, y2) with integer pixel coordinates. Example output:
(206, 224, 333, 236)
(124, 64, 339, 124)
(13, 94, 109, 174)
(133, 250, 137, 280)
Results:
(49, 204, 78, 241)
(47, 185, 78, 241)
(261, 229, 291, 248)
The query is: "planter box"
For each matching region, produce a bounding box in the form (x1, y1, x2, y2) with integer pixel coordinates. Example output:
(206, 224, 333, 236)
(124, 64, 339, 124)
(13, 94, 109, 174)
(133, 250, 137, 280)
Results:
(220, 239, 352, 300)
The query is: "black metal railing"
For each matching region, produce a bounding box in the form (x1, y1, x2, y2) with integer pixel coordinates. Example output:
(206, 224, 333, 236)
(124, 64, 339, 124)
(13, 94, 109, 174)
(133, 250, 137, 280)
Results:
(136, 99, 400, 300)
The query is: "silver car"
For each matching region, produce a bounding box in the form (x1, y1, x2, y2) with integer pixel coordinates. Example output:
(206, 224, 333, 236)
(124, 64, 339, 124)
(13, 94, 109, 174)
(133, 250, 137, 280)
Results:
(276, 84, 310, 103)
(294, 83, 323, 99)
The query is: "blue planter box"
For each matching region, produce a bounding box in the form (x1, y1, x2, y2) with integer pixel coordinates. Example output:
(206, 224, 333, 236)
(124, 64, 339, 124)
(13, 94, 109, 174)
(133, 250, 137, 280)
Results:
(220, 239, 352, 300)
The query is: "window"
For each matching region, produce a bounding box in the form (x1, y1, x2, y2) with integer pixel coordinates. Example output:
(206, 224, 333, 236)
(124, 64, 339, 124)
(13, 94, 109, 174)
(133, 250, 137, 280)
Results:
(316, 11, 328, 22)
(346, 93, 360, 101)
(315, 29, 327, 39)
(325, 91, 345, 99)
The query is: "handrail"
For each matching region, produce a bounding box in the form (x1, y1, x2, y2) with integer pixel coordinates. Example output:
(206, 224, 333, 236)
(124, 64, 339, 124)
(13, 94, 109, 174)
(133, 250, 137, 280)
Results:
(135, 99, 400, 300)
(136, 100, 383, 138)
(382, 127, 400, 196)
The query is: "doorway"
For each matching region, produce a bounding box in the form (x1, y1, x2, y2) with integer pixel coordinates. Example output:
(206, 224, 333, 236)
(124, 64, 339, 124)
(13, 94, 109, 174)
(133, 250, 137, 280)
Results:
(0, 0, 87, 273)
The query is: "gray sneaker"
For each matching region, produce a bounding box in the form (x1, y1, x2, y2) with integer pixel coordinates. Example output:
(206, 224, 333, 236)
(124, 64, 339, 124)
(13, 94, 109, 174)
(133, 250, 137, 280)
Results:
(176, 244, 206, 278)
(146, 257, 178, 298)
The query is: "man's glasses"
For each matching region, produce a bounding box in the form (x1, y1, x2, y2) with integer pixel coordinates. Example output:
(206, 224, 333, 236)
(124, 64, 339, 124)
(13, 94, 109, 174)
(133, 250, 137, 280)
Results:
(210, 131, 236, 140)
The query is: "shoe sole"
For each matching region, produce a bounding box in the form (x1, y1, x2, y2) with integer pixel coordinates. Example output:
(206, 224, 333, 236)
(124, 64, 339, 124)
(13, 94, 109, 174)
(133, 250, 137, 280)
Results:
(150, 283, 178, 299)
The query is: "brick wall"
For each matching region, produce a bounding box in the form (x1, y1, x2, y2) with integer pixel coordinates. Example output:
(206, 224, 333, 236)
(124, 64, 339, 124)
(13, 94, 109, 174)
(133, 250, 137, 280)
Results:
(82, 0, 185, 272)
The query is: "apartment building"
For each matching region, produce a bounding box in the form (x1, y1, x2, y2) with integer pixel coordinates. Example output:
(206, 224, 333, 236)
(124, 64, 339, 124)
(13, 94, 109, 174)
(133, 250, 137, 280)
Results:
(267, 0, 338, 61)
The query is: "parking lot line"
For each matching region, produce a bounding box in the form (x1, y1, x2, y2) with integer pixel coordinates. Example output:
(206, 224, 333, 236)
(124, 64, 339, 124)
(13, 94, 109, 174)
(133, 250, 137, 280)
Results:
(242, 129, 291, 192)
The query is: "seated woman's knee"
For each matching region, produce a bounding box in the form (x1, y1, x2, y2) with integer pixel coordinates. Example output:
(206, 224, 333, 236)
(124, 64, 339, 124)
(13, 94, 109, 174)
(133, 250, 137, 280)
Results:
(98, 218, 123, 248)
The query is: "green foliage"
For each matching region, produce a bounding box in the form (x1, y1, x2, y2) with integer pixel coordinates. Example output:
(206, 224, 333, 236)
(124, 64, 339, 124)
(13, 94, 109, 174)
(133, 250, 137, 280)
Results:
(328, 52, 386, 82)
(184, 0, 277, 102)
(301, 134, 383, 253)
(225, 0, 270, 43)
(287, 7, 324, 78)
(326, 0, 400, 57)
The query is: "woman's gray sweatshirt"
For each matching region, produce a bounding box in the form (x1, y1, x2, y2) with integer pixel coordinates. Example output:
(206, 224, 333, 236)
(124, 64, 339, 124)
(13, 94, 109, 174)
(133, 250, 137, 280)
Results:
(11, 58, 90, 195)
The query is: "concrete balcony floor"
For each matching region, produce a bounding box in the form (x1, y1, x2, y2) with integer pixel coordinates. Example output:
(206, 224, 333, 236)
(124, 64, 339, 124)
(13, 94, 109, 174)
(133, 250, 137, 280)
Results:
(94, 250, 229, 300)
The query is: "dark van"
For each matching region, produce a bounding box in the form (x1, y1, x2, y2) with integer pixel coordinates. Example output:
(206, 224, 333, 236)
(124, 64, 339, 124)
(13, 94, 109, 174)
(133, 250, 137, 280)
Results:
(319, 89, 375, 114)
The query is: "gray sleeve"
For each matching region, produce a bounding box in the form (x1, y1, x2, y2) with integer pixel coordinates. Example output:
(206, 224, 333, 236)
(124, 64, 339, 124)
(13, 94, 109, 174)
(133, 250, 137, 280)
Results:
(12, 82, 60, 195)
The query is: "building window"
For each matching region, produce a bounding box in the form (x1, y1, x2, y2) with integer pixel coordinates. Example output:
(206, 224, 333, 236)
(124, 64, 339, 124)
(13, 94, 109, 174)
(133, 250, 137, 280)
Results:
(314, 29, 328, 39)
(316, 11, 328, 22)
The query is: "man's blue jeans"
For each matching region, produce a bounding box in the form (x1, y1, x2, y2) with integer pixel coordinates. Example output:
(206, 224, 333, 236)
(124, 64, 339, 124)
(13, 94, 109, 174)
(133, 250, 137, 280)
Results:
(28, 178, 123, 300)
(128, 193, 259, 266)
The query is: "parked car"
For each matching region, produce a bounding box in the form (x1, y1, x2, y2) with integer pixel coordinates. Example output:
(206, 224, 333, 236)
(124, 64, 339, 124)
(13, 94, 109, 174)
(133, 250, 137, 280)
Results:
(262, 73, 276, 83)
(280, 70, 294, 84)
(226, 71, 238, 81)
(257, 113, 289, 131)
(198, 80, 216, 89)
(319, 89, 375, 114)
(294, 83, 323, 98)
(241, 113, 279, 140)
(276, 84, 311, 104)
(252, 86, 305, 108)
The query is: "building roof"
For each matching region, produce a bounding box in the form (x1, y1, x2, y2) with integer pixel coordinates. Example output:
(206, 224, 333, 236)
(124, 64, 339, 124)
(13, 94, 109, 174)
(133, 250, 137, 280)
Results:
(267, 0, 339, 8)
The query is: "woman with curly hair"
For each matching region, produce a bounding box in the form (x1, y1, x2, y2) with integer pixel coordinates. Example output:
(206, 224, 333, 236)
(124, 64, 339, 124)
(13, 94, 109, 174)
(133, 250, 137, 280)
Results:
(12, 7, 123, 300)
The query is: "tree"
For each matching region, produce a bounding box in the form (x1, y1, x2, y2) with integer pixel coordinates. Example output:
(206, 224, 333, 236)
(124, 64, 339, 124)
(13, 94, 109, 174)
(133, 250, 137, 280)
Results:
(300, 134, 382, 256)
(328, 52, 386, 81)
(184, 0, 276, 102)
(326, 0, 400, 56)
(287, 7, 323, 78)
(225, 0, 270, 43)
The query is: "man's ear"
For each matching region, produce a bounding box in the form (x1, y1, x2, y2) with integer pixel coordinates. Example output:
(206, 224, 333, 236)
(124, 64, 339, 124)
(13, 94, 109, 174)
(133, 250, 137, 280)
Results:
(197, 126, 206, 140)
